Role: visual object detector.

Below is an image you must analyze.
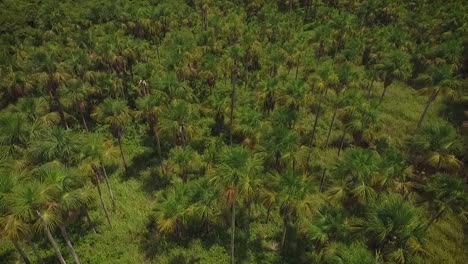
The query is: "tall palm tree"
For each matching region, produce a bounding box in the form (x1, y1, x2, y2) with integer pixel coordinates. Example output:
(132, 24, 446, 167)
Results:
(326, 242, 382, 264)
(32, 49, 71, 129)
(61, 79, 94, 132)
(272, 171, 322, 250)
(0, 113, 30, 158)
(153, 183, 192, 238)
(305, 206, 351, 261)
(164, 146, 203, 183)
(29, 126, 82, 165)
(0, 214, 33, 264)
(409, 124, 464, 171)
(416, 64, 461, 129)
(81, 134, 120, 210)
(92, 98, 132, 174)
(262, 126, 299, 172)
(160, 99, 199, 146)
(209, 146, 262, 264)
(420, 174, 467, 231)
(364, 194, 425, 263)
(8, 180, 67, 264)
(376, 50, 412, 103)
(135, 93, 168, 163)
(329, 148, 381, 205)
(191, 178, 221, 234)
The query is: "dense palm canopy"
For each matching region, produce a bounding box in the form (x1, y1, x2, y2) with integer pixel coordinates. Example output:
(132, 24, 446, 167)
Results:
(0, 0, 467, 263)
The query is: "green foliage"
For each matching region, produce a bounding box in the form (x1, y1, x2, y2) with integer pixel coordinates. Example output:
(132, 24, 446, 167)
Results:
(1, 0, 467, 263)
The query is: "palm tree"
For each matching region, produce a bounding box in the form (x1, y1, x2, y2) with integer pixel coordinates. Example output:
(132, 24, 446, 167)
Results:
(191, 178, 221, 233)
(209, 146, 262, 264)
(376, 50, 412, 103)
(420, 174, 467, 231)
(81, 134, 120, 210)
(0, 113, 30, 158)
(29, 126, 82, 165)
(409, 124, 464, 171)
(416, 64, 461, 129)
(329, 148, 381, 205)
(272, 171, 322, 250)
(326, 242, 382, 264)
(364, 194, 425, 263)
(0, 215, 33, 264)
(135, 93, 168, 163)
(262, 126, 299, 172)
(164, 146, 203, 183)
(31, 49, 70, 129)
(8, 180, 67, 264)
(160, 99, 199, 146)
(92, 98, 132, 174)
(153, 183, 192, 238)
(61, 79, 93, 132)
(305, 206, 351, 260)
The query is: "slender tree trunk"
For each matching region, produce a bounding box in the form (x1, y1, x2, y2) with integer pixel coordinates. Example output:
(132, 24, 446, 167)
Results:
(95, 174, 112, 228)
(338, 128, 347, 156)
(424, 208, 446, 232)
(310, 90, 325, 146)
(281, 217, 288, 250)
(117, 136, 128, 174)
(417, 88, 440, 129)
(325, 107, 337, 148)
(229, 72, 236, 145)
(246, 202, 251, 242)
(151, 124, 166, 177)
(319, 168, 327, 192)
(12, 240, 31, 264)
(295, 60, 299, 80)
(57, 100, 69, 129)
(59, 226, 81, 264)
(156, 45, 161, 65)
(367, 78, 375, 100)
(35, 210, 66, 264)
(379, 87, 387, 103)
(152, 125, 163, 162)
(83, 206, 97, 233)
(101, 165, 116, 210)
(230, 201, 236, 264)
(79, 111, 89, 132)
(26, 238, 44, 264)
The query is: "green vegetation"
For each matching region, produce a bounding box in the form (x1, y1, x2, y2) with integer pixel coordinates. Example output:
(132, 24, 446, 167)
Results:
(1, 0, 467, 263)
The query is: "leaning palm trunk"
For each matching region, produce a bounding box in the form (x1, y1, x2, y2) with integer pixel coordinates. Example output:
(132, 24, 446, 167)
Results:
(117, 136, 128, 174)
(324, 107, 338, 149)
(12, 240, 31, 264)
(151, 123, 166, 177)
(82, 206, 97, 233)
(35, 210, 66, 264)
(229, 73, 236, 145)
(79, 110, 89, 132)
(319, 168, 327, 192)
(101, 166, 116, 210)
(310, 93, 323, 147)
(94, 173, 112, 228)
(59, 225, 81, 264)
(338, 128, 347, 156)
(424, 207, 446, 232)
(281, 217, 288, 250)
(230, 200, 236, 264)
(417, 87, 440, 129)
